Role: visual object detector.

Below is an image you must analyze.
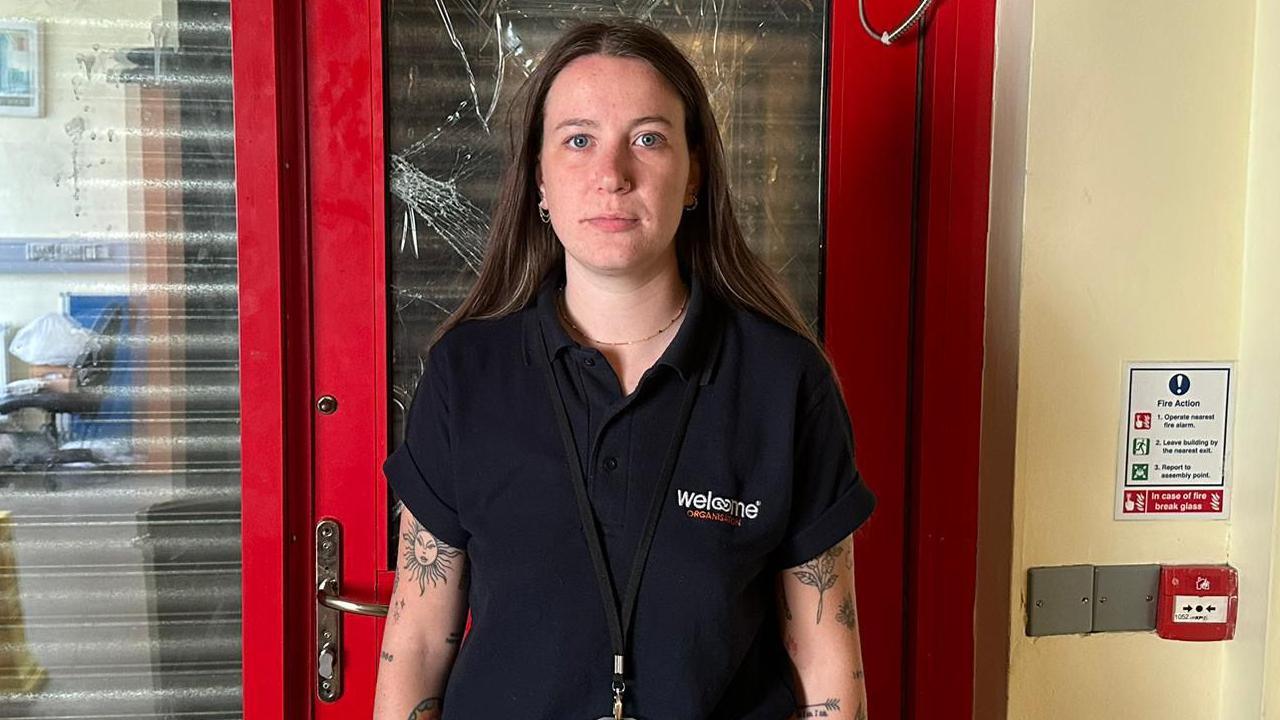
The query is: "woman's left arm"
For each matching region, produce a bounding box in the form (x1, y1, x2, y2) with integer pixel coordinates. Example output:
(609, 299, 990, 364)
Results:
(778, 533, 867, 720)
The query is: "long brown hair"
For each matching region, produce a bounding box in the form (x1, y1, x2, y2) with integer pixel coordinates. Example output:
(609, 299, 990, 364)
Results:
(431, 19, 825, 361)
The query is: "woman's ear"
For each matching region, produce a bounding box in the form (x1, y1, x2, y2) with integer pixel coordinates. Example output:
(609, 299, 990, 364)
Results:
(535, 160, 546, 207)
(686, 153, 702, 203)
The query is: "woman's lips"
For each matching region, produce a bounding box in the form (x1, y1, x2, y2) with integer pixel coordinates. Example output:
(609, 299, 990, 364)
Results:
(585, 216, 639, 232)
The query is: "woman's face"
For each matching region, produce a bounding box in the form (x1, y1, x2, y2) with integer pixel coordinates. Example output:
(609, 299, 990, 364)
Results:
(538, 53, 700, 279)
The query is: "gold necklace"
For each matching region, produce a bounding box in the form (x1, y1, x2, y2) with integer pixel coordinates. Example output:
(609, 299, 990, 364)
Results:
(557, 286, 688, 346)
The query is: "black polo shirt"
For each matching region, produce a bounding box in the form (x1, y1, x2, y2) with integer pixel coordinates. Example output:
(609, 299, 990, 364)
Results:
(384, 266, 875, 720)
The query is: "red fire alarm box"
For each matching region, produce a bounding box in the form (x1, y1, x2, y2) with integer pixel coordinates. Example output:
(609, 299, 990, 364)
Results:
(1156, 565, 1238, 641)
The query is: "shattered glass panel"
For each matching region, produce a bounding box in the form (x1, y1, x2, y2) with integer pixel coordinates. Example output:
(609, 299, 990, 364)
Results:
(385, 1, 828, 558)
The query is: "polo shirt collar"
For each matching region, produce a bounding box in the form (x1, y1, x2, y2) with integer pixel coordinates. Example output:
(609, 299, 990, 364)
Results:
(522, 265, 723, 385)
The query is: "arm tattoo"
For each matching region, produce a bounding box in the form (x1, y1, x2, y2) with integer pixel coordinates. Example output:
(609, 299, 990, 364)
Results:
(791, 543, 843, 623)
(381, 650, 394, 663)
(446, 630, 462, 646)
(406, 696, 442, 720)
(402, 518, 461, 596)
(835, 591, 857, 631)
(796, 698, 841, 717)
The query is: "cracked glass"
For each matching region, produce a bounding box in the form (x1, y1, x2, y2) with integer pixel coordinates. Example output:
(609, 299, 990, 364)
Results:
(384, 1, 828, 562)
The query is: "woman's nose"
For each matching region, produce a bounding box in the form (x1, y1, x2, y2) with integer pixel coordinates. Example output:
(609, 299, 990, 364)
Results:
(594, 144, 633, 193)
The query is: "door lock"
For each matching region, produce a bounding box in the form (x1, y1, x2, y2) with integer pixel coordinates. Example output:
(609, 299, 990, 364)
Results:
(315, 519, 389, 702)
(318, 641, 336, 681)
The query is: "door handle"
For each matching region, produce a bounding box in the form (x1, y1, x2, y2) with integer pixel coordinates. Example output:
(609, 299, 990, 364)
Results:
(317, 578, 389, 617)
(315, 519, 389, 702)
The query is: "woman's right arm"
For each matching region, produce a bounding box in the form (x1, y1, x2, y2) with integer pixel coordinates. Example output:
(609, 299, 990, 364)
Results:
(372, 506, 470, 720)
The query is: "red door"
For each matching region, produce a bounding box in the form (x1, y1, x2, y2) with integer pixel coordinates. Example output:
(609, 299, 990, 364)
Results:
(232, 0, 994, 717)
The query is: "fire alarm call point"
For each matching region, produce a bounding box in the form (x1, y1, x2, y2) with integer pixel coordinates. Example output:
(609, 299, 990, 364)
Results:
(1156, 565, 1237, 641)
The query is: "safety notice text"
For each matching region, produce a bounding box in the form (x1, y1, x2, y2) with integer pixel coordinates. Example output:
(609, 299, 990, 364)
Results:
(1115, 362, 1234, 521)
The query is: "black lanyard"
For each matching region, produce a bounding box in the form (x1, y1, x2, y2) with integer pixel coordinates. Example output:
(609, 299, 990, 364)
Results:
(536, 322, 701, 719)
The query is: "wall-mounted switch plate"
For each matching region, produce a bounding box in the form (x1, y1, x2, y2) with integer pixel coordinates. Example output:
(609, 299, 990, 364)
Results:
(1093, 564, 1159, 632)
(1027, 565, 1095, 636)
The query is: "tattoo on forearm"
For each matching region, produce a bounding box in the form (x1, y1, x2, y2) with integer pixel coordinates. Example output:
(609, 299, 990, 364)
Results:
(402, 519, 461, 596)
(792, 542, 844, 623)
(779, 582, 793, 621)
(381, 650, 394, 663)
(392, 597, 406, 624)
(796, 698, 841, 718)
(406, 696, 442, 720)
(446, 630, 462, 646)
(835, 591, 857, 631)
(852, 668, 865, 681)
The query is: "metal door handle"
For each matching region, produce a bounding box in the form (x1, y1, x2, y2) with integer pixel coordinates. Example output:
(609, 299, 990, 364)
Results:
(317, 578, 388, 617)
(316, 518, 390, 702)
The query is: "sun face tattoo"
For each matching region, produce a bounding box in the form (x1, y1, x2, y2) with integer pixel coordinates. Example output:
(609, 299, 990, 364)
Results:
(402, 518, 461, 596)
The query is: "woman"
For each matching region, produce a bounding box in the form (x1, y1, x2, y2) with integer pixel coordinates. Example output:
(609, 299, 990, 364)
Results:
(375, 20, 875, 720)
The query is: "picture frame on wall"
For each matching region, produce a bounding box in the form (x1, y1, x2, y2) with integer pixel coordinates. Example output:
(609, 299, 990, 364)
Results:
(0, 20, 42, 118)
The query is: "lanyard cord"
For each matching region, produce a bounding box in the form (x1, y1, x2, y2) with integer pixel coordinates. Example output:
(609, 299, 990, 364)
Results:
(536, 324, 701, 697)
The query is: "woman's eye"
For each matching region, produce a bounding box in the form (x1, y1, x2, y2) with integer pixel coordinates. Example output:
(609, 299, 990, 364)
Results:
(635, 133, 664, 148)
(567, 135, 591, 149)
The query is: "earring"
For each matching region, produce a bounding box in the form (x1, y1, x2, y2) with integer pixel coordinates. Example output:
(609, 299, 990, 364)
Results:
(538, 204, 550, 224)
(683, 196, 698, 212)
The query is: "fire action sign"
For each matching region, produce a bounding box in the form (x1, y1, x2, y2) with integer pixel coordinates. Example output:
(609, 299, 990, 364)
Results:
(1116, 362, 1235, 521)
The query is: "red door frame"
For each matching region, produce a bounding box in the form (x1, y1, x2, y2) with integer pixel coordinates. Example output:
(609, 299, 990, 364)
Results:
(825, 0, 994, 717)
(305, 0, 390, 714)
(907, 2, 995, 717)
(231, 0, 313, 716)
(231, 0, 995, 716)
(824, 0, 915, 714)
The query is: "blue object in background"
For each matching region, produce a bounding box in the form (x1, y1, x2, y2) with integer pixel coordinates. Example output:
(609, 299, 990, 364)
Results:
(63, 294, 133, 444)
(65, 294, 129, 332)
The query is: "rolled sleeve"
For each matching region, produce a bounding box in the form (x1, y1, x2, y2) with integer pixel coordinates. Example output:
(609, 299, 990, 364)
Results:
(383, 349, 470, 550)
(770, 367, 876, 570)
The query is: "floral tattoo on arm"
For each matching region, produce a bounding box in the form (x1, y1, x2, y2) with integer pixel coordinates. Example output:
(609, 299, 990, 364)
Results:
(835, 591, 857, 631)
(791, 542, 844, 624)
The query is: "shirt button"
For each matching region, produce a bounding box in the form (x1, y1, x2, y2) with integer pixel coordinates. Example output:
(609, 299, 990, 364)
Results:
(583, 357, 596, 367)
(603, 456, 619, 471)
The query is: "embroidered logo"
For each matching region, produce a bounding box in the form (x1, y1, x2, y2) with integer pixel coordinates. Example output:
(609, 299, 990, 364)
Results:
(675, 488, 761, 527)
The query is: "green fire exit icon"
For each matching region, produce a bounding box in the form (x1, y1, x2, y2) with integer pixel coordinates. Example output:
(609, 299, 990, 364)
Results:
(1133, 438, 1150, 456)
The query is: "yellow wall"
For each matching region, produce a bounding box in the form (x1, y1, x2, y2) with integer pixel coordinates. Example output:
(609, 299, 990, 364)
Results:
(981, 0, 1279, 717)
(1236, 0, 1280, 715)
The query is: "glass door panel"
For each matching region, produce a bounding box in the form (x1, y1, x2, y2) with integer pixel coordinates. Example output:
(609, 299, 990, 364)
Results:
(384, 2, 829, 558)
(0, 2, 242, 718)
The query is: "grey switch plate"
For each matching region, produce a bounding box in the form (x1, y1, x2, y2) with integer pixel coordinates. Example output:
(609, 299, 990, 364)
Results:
(1093, 564, 1159, 632)
(1026, 565, 1095, 636)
